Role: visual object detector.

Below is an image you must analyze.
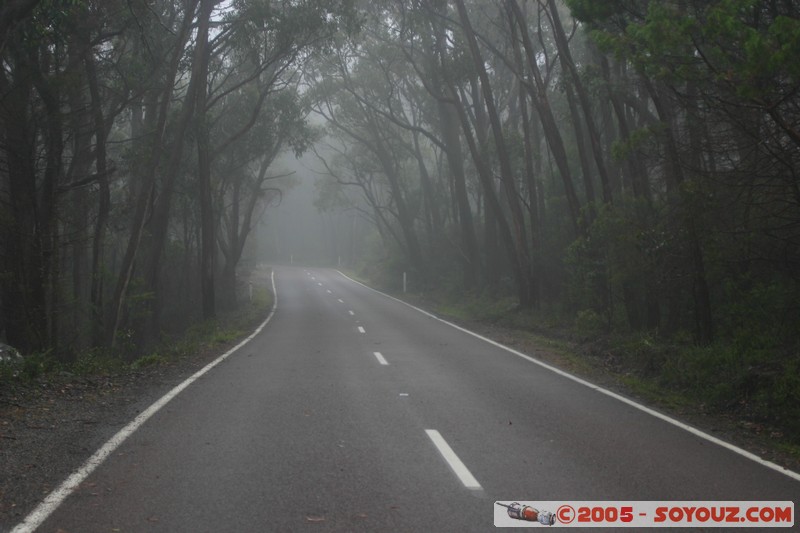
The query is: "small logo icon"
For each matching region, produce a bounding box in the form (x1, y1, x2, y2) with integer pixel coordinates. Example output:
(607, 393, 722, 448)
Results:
(496, 502, 556, 525)
(556, 504, 575, 524)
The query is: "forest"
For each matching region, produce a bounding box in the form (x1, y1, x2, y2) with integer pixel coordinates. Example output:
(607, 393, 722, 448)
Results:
(1, 1, 799, 437)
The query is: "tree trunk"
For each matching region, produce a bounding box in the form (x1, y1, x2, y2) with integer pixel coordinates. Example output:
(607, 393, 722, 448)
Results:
(107, 0, 199, 348)
(456, 0, 533, 306)
(506, 0, 582, 236)
(428, 14, 480, 288)
(84, 47, 112, 348)
(196, 0, 216, 321)
(646, 78, 714, 344)
(439, 99, 480, 287)
(547, 0, 612, 205)
(445, 80, 520, 304)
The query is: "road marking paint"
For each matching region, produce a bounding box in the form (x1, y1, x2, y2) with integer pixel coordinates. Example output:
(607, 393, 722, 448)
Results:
(373, 351, 388, 365)
(348, 310, 354, 315)
(337, 270, 800, 483)
(425, 429, 482, 490)
(399, 392, 409, 397)
(357, 326, 366, 334)
(338, 298, 344, 303)
(326, 289, 332, 294)
(317, 282, 323, 286)
(11, 272, 281, 533)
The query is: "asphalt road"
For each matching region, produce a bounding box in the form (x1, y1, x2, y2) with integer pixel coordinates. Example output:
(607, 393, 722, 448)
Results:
(20, 267, 799, 531)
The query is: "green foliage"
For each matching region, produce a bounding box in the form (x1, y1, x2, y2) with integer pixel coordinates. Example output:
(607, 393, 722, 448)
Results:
(716, 278, 800, 343)
(227, 0, 361, 56)
(575, 309, 606, 339)
(704, 1, 800, 99)
(19, 353, 58, 380)
(211, 329, 242, 345)
(358, 245, 410, 293)
(70, 349, 125, 376)
(18, 0, 87, 45)
(435, 294, 518, 324)
(657, 337, 800, 436)
(582, 0, 800, 106)
(610, 126, 657, 162)
(130, 353, 165, 370)
(565, 0, 627, 24)
(564, 235, 607, 317)
(610, 332, 671, 376)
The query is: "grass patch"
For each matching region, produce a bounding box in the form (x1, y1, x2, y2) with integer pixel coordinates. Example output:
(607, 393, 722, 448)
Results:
(211, 328, 242, 345)
(618, 374, 697, 412)
(435, 295, 517, 324)
(130, 353, 166, 370)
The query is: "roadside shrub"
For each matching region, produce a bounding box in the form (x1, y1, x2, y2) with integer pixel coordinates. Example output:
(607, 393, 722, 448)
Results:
(130, 353, 165, 370)
(657, 333, 800, 438)
(575, 309, 606, 340)
(71, 349, 124, 376)
(611, 332, 671, 377)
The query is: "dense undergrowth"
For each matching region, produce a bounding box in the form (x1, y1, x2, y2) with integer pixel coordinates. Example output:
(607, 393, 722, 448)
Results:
(0, 284, 273, 385)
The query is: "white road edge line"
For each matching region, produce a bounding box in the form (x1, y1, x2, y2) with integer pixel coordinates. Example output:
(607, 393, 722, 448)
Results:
(337, 270, 800, 483)
(12, 271, 280, 533)
(425, 429, 482, 490)
(358, 326, 366, 334)
(373, 351, 389, 365)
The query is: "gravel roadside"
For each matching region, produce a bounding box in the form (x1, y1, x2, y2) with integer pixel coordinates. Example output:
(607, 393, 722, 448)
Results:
(0, 341, 244, 531)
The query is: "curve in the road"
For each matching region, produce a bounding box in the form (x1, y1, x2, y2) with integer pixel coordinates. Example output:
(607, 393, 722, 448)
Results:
(11, 272, 279, 533)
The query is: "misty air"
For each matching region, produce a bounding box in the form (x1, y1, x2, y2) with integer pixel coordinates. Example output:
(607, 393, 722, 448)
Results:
(1, 1, 798, 531)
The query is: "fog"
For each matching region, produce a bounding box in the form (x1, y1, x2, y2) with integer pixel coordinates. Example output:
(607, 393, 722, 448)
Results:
(2, 0, 798, 447)
(252, 153, 364, 269)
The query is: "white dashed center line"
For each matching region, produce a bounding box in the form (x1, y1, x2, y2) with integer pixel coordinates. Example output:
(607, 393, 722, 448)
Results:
(357, 326, 366, 334)
(373, 352, 388, 365)
(424, 429, 482, 490)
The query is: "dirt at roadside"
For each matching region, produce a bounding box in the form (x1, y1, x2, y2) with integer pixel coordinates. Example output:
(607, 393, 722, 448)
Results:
(0, 342, 241, 530)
